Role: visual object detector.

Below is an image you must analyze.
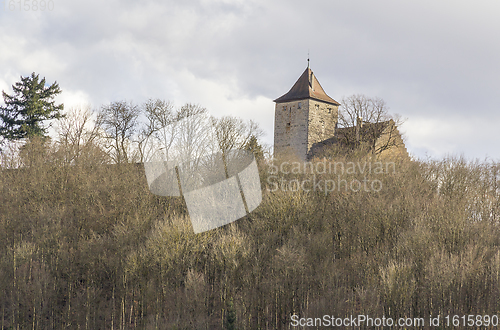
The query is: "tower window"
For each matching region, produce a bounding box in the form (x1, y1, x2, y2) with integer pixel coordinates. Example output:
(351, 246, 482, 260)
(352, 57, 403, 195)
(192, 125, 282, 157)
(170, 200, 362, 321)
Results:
(315, 104, 319, 111)
(298, 102, 302, 109)
(328, 107, 332, 114)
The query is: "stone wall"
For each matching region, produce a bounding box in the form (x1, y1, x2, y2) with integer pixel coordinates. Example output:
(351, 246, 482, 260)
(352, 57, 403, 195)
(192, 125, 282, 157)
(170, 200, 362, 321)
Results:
(274, 100, 309, 160)
(307, 99, 338, 152)
(374, 120, 408, 159)
(274, 99, 339, 160)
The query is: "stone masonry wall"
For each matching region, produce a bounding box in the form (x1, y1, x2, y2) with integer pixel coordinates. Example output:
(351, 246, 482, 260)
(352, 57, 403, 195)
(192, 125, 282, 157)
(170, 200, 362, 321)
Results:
(274, 100, 309, 160)
(274, 99, 339, 160)
(307, 100, 338, 154)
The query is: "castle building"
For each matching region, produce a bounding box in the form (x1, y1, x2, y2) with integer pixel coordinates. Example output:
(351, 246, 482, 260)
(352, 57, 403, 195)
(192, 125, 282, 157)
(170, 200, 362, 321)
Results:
(274, 66, 408, 160)
(273, 66, 340, 160)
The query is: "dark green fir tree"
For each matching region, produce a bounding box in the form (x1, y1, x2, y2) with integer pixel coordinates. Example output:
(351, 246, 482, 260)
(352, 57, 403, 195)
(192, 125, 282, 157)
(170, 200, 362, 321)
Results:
(0, 72, 64, 141)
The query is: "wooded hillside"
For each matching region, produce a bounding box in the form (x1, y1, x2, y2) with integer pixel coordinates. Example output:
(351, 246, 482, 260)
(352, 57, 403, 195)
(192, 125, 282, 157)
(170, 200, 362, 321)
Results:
(2, 138, 500, 329)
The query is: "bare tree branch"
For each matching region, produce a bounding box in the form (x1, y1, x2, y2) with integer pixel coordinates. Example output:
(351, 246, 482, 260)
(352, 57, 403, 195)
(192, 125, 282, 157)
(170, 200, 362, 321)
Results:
(338, 94, 405, 155)
(98, 101, 140, 163)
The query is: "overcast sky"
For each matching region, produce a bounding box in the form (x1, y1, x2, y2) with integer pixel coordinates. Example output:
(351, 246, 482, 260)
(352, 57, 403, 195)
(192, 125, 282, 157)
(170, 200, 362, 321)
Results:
(1, 0, 499, 160)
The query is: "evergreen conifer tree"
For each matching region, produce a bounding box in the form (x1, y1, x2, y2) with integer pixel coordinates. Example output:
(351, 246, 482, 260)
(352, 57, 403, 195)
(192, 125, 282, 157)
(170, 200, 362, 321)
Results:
(0, 72, 64, 140)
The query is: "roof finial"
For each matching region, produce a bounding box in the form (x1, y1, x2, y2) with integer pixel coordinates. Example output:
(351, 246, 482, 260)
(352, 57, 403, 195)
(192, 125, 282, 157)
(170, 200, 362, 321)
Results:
(307, 51, 310, 68)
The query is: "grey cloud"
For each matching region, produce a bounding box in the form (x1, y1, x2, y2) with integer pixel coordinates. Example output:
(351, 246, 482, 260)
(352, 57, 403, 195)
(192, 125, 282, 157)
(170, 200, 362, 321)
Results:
(1, 0, 499, 159)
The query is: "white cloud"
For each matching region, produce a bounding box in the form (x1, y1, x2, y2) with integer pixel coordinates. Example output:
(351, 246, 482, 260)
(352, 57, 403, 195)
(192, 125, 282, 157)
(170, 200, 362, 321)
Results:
(169, 69, 274, 143)
(57, 89, 92, 110)
(403, 114, 500, 160)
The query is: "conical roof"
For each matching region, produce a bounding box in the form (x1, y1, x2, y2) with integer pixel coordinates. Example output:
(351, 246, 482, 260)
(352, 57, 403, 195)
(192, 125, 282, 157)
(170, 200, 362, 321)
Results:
(274, 67, 340, 105)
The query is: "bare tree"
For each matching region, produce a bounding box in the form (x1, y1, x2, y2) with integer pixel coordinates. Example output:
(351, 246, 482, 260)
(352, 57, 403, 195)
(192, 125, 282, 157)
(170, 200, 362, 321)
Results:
(175, 104, 215, 164)
(136, 99, 176, 163)
(140, 102, 265, 172)
(98, 101, 140, 163)
(338, 94, 405, 155)
(212, 116, 263, 157)
(56, 106, 105, 164)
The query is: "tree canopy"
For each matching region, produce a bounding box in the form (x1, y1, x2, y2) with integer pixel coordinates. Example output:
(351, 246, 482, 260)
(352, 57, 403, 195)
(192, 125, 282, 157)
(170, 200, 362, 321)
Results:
(0, 72, 64, 140)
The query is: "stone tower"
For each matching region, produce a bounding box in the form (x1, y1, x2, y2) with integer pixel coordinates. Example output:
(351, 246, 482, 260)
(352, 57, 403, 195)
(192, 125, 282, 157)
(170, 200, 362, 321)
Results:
(273, 66, 340, 160)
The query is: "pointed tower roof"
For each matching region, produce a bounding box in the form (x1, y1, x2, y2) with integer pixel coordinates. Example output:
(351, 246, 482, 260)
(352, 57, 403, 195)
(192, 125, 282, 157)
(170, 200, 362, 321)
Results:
(274, 67, 340, 106)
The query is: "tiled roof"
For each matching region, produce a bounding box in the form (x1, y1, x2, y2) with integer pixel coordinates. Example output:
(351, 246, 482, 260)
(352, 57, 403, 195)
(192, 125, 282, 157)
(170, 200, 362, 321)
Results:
(274, 67, 340, 106)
